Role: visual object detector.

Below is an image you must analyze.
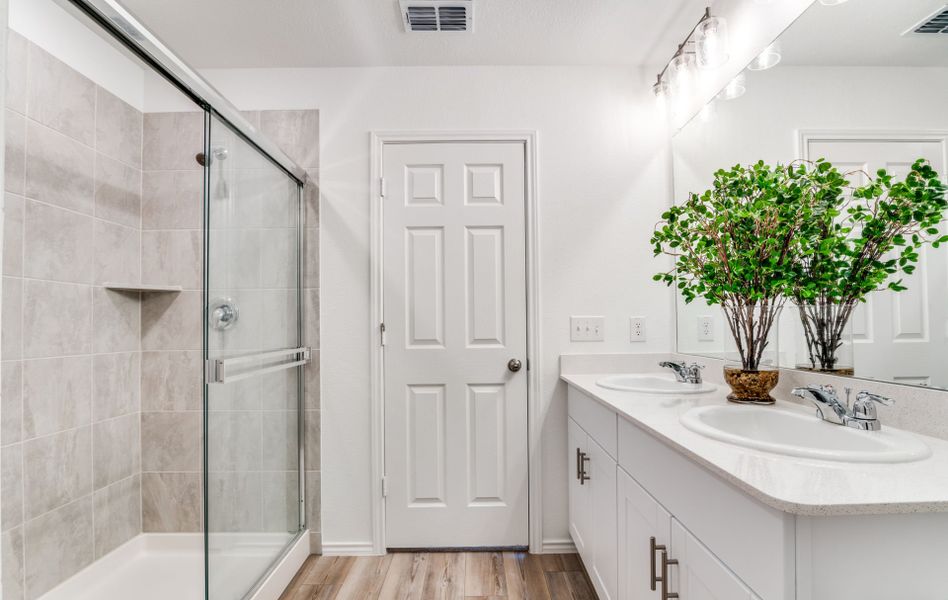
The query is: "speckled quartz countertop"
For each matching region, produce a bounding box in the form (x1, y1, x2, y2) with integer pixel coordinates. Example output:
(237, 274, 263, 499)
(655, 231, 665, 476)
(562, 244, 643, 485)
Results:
(561, 372, 948, 517)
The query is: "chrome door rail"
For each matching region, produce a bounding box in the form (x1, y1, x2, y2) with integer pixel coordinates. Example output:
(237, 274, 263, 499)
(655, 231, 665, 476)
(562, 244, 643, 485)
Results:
(207, 347, 311, 384)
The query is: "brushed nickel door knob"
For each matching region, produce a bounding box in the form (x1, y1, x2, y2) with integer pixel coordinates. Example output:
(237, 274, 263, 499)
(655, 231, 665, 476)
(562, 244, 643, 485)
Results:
(507, 358, 523, 372)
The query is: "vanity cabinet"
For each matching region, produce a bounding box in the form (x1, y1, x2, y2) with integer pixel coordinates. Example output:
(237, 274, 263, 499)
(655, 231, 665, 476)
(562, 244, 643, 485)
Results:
(568, 416, 618, 600)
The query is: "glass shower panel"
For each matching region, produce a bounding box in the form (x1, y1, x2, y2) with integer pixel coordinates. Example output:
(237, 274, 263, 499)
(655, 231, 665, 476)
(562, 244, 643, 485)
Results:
(204, 113, 305, 600)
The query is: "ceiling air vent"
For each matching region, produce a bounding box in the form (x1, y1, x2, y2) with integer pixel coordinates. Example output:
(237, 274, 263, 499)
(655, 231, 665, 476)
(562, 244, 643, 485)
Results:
(399, 0, 473, 33)
(904, 5, 948, 34)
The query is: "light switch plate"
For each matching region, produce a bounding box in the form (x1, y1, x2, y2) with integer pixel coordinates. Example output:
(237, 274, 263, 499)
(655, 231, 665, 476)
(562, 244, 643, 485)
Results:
(630, 317, 647, 342)
(571, 316, 604, 342)
(698, 315, 715, 341)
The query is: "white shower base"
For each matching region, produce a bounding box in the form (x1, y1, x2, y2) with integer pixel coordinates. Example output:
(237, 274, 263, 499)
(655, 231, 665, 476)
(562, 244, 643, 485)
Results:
(40, 532, 310, 600)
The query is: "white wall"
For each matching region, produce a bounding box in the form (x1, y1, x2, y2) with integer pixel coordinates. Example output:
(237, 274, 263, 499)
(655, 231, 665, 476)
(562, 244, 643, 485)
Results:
(196, 65, 675, 550)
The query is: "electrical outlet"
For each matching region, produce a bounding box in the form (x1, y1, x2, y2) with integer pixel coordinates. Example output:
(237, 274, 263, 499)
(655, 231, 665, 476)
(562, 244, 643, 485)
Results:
(698, 315, 714, 341)
(629, 317, 647, 342)
(570, 316, 604, 342)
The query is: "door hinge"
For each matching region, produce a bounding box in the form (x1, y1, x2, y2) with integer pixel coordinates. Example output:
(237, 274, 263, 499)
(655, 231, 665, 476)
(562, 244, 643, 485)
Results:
(379, 176, 386, 198)
(382, 476, 388, 497)
(380, 322, 386, 346)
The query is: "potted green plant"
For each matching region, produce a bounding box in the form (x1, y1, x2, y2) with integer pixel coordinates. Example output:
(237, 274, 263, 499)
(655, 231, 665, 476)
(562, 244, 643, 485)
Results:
(791, 158, 948, 373)
(652, 161, 825, 404)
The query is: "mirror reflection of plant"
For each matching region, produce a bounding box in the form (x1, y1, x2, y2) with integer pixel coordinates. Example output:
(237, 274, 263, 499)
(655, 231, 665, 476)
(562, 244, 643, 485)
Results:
(792, 158, 948, 371)
(652, 161, 827, 371)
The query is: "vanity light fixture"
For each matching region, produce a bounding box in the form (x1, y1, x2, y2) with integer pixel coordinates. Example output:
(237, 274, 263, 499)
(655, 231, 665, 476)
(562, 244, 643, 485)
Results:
(719, 73, 746, 100)
(748, 42, 781, 71)
(651, 7, 729, 107)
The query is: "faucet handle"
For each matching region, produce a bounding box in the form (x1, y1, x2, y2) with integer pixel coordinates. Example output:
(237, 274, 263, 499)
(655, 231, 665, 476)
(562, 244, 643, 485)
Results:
(852, 391, 893, 421)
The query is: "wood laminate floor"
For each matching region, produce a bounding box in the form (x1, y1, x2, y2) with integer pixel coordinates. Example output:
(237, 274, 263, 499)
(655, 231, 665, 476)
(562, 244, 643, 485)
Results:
(279, 552, 597, 600)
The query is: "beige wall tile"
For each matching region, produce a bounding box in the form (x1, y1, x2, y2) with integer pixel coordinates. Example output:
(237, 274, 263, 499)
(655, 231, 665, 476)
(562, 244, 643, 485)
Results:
(94, 153, 142, 228)
(305, 288, 320, 349)
(22, 280, 92, 359)
(304, 227, 319, 288)
(94, 219, 141, 284)
(23, 497, 94, 599)
(259, 110, 319, 169)
(261, 411, 298, 472)
(2, 277, 22, 360)
(141, 170, 202, 230)
(2, 526, 25, 600)
(141, 411, 201, 472)
(143, 112, 204, 171)
(22, 356, 92, 440)
(206, 472, 262, 533)
(2, 361, 23, 445)
(140, 351, 201, 412)
(141, 291, 202, 351)
(304, 350, 320, 410)
(23, 200, 94, 284)
(1, 444, 23, 531)
(306, 470, 320, 533)
(26, 44, 95, 146)
(92, 414, 140, 489)
(6, 32, 27, 114)
(141, 229, 202, 289)
(92, 352, 140, 421)
(5, 111, 25, 195)
(95, 87, 143, 169)
(3, 193, 24, 276)
(303, 173, 318, 229)
(141, 472, 201, 533)
(304, 410, 320, 470)
(207, 412, 262, 472)
(92, 288, 140, 353)
(25, 121, 95, 215)
(23, 426, 92, 519)
(93, 475, 141, 558)
(261, 470, 300, 533)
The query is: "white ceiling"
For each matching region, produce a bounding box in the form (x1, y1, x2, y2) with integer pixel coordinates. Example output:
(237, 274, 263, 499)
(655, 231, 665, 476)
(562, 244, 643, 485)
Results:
(118, 0, 700, 68)
(780, 0, 948, 67)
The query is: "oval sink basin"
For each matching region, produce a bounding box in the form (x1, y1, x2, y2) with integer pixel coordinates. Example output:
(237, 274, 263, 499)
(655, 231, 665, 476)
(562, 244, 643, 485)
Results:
(681, 405, 931, 463)
(596, 374, 717, 395)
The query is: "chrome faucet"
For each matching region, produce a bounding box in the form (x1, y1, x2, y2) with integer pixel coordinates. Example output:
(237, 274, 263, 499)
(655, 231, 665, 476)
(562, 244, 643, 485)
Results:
(791, 385, 893, 431)
(659, 361, 704, 384)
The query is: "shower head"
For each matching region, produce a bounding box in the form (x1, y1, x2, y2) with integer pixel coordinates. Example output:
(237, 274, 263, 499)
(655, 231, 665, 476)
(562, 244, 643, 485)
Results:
(194, 146, 229, 166)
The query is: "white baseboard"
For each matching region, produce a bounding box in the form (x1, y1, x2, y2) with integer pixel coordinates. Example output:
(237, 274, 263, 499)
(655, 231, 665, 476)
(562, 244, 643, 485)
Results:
(541, 538, 577, 554)
(319, 541, 380, 556)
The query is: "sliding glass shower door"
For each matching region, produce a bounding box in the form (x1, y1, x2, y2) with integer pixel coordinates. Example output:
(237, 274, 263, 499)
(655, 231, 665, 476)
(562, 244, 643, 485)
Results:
(203, 113, 306, 600)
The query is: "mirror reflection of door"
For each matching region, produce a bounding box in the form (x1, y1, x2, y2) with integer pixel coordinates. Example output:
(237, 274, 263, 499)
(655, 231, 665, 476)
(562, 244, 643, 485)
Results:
(807, 138, 948, 388)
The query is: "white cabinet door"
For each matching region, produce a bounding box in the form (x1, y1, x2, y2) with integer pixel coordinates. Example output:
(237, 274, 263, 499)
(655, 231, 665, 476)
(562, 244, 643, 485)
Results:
(382, 142, 529, 547)
(618, 467, 671, 600)
(568, 417, 590, 559)
(671, 519, 755, 600)
(588, 437, 618, 600)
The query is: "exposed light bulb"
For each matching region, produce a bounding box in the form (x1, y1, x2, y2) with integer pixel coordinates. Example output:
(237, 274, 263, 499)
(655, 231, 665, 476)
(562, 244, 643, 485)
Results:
(748, 42, 782, 71)
(818, 0, 850, 5)
(669, 52, 697, 97)
(719, 73, 746, 100)
(695, 16, 730, 69)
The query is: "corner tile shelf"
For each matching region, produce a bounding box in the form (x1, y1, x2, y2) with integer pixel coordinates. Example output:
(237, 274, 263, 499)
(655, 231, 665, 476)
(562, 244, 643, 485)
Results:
(103, 283, 183, 293)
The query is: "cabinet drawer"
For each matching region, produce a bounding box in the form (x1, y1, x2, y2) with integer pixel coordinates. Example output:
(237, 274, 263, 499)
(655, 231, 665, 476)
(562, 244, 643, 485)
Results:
(568, 386, 618, 459)
(618, 417, 794, 600)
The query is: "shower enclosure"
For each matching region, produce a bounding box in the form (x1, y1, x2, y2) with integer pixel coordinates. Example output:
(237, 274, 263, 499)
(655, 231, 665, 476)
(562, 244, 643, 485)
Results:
(0, 0, 314, 598)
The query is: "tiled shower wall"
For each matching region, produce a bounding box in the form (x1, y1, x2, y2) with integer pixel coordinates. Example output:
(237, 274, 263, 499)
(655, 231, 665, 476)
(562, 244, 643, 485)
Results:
(1, 32, 144, 599)
(0, 30, 321, 600)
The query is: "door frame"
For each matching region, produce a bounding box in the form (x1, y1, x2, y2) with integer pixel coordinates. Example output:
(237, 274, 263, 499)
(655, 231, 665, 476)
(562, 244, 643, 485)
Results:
(797, 129, 948, 170)
(369, 131, 541, 554)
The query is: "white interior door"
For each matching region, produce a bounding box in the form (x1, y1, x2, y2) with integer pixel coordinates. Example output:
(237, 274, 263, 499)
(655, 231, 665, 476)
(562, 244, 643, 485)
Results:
(382, 141, 528, 548)
(807, 139, 947, 388)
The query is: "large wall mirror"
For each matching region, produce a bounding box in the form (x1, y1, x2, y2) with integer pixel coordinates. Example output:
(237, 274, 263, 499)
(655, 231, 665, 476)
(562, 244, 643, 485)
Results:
(672, 0, 948, 390)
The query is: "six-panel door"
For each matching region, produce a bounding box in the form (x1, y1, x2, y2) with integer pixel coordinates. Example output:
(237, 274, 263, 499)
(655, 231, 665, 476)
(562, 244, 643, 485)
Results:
(382, 141, 529, 547)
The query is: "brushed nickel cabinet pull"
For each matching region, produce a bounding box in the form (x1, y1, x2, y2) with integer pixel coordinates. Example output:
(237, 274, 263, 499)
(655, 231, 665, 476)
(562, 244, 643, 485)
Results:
(650, 536, 663, 591)
(579, 451, 591, 484)
(575, 448, 582, 480)
(661, 548, 679, 600)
